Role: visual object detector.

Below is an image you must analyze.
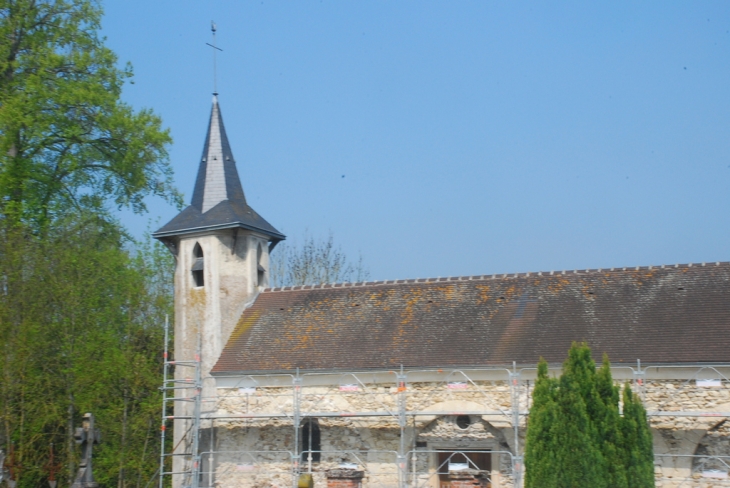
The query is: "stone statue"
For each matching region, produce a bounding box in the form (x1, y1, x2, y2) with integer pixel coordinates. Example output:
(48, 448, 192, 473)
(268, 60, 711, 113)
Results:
(71, 413, 101, 488)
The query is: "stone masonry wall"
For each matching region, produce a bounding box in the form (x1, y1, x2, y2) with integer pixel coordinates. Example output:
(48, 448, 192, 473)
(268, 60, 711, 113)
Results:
(208, 377, 730, 487)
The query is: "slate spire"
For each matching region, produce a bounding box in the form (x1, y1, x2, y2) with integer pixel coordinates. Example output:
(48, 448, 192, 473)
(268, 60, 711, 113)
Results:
(191, 95, 246, 212)
(153, 96, 284, 246)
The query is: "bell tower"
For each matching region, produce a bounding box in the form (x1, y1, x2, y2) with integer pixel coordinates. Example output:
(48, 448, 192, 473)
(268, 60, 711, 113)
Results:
(153, 95, 284, 487)
(153, 94, 285, 389)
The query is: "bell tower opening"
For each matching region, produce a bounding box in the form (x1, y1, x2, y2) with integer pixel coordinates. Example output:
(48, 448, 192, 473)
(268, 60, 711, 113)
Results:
(256, 243, 265, 286)
(192, 243, 205, 287)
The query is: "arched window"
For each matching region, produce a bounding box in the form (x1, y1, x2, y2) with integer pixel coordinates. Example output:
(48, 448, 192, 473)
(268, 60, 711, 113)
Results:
(192, 243, 204, 287)
(301, 418, 321, 463)
(256, 243, 265, 286)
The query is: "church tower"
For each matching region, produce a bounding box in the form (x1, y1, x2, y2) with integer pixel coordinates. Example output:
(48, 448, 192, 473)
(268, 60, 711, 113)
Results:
(153, 94, 284, 385)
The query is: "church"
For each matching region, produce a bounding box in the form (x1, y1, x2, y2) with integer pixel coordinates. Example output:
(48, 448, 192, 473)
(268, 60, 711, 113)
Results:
(154, 95, 730, 488)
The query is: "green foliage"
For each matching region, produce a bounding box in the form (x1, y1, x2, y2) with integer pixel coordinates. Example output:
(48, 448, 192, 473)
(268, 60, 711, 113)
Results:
(524, 343, 653, 488)
(552, 373, 604, 487)
(0, 216, 174, 487)
(0, 2, 179, 485)
(596, 355, 628, 488)
(622, 384, 655, 488)
(524, 359, 559, 488)
(0, 0, 182, 228)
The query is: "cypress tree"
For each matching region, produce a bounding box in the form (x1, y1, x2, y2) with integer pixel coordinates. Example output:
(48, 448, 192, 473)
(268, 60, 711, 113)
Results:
(595, 355, 628, 488)
(524, 359, 559, 488)
(621, 384, 655, 488)
(555, 344, 606, 488)
(525, 344, 652, 488)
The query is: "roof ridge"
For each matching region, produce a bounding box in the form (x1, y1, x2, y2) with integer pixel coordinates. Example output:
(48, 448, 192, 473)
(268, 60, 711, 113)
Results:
(262, 261, 730, 292)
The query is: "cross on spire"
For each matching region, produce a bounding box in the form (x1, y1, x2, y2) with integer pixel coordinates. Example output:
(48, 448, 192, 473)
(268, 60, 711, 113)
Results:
(152, 23, 284, 247)
(206, 21, 223, 95)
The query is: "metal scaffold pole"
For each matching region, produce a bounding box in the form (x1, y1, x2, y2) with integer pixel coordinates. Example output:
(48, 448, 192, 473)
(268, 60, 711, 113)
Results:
(292, 369, 302, 488)
(634, 358, 646, 402)
(397, 366, 407, 488)
(167, 361, 730, 488)
(158, 315, 169, 488)
(510, 362, 523, 488)
(158, 323, 203, 488)
(188, 335, 203, 488)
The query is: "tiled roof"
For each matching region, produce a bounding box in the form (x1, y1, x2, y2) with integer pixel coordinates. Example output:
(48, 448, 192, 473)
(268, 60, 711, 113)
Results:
(153, 96, 284, 242)
(212, 262, 730, 375)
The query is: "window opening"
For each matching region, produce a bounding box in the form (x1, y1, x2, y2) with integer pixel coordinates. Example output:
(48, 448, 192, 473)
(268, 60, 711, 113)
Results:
(256, 243, 265, 286)
(301, 418, 321, 468)
(456, 415, 472, 430)
(192, 243, 204, 287)
(437, 450, 491, 487)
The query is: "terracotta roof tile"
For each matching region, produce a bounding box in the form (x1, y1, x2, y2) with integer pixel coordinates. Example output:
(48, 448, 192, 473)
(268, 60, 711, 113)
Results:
(212, 263, 730, 375)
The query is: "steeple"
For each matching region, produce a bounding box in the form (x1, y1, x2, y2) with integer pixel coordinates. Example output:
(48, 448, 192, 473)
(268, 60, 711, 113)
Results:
(156, 31, 283, 486)
(153, 96, 284, 460)
(153, 96, 284, 248)
(191, 95, 246, 213)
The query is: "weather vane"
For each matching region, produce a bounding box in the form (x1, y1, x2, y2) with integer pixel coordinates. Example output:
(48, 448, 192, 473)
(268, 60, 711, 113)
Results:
(206, 21, 223, 96)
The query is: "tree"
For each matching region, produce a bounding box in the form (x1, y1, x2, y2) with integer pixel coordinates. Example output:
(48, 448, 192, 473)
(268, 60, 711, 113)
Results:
(523, 360, 559, 488)
(0, 2, 179, 485)
(524, 343, 654, 488)
(595, 355, 628, 488)
(0, 215, 173, 487)
(0, 0, 181, 228)
(270, 232, 370, 287)
(557, 344, 609, 488)
(621, 384, 654, 487)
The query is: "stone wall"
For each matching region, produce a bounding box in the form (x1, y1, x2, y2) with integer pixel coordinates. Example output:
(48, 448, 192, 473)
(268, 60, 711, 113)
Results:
(207, 375, 730, 487)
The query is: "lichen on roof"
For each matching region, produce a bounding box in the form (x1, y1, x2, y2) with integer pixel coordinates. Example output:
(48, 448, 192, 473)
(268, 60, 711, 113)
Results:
(213, 262, 730, 375)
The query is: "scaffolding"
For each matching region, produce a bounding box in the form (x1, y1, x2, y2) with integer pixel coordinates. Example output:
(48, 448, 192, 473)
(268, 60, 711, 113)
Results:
(159, 318, 203, 488)
(159, 355, 730, 488)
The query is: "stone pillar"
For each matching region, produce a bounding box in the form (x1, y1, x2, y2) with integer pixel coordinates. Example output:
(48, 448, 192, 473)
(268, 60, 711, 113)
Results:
(448, 469, 489, 488)
(326, 469, 365, 488)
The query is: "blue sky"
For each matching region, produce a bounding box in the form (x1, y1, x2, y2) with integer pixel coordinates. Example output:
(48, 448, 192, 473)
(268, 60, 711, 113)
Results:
(103, 1, 730, 281)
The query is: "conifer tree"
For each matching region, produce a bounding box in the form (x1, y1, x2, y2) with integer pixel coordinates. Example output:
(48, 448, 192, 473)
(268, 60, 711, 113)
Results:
(595, 355, 628, 488)
(621, 384, 655, 488)
(524, 343, 652, 488)
(554, 344, 606, 488)
(524, 359, 559, 488)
